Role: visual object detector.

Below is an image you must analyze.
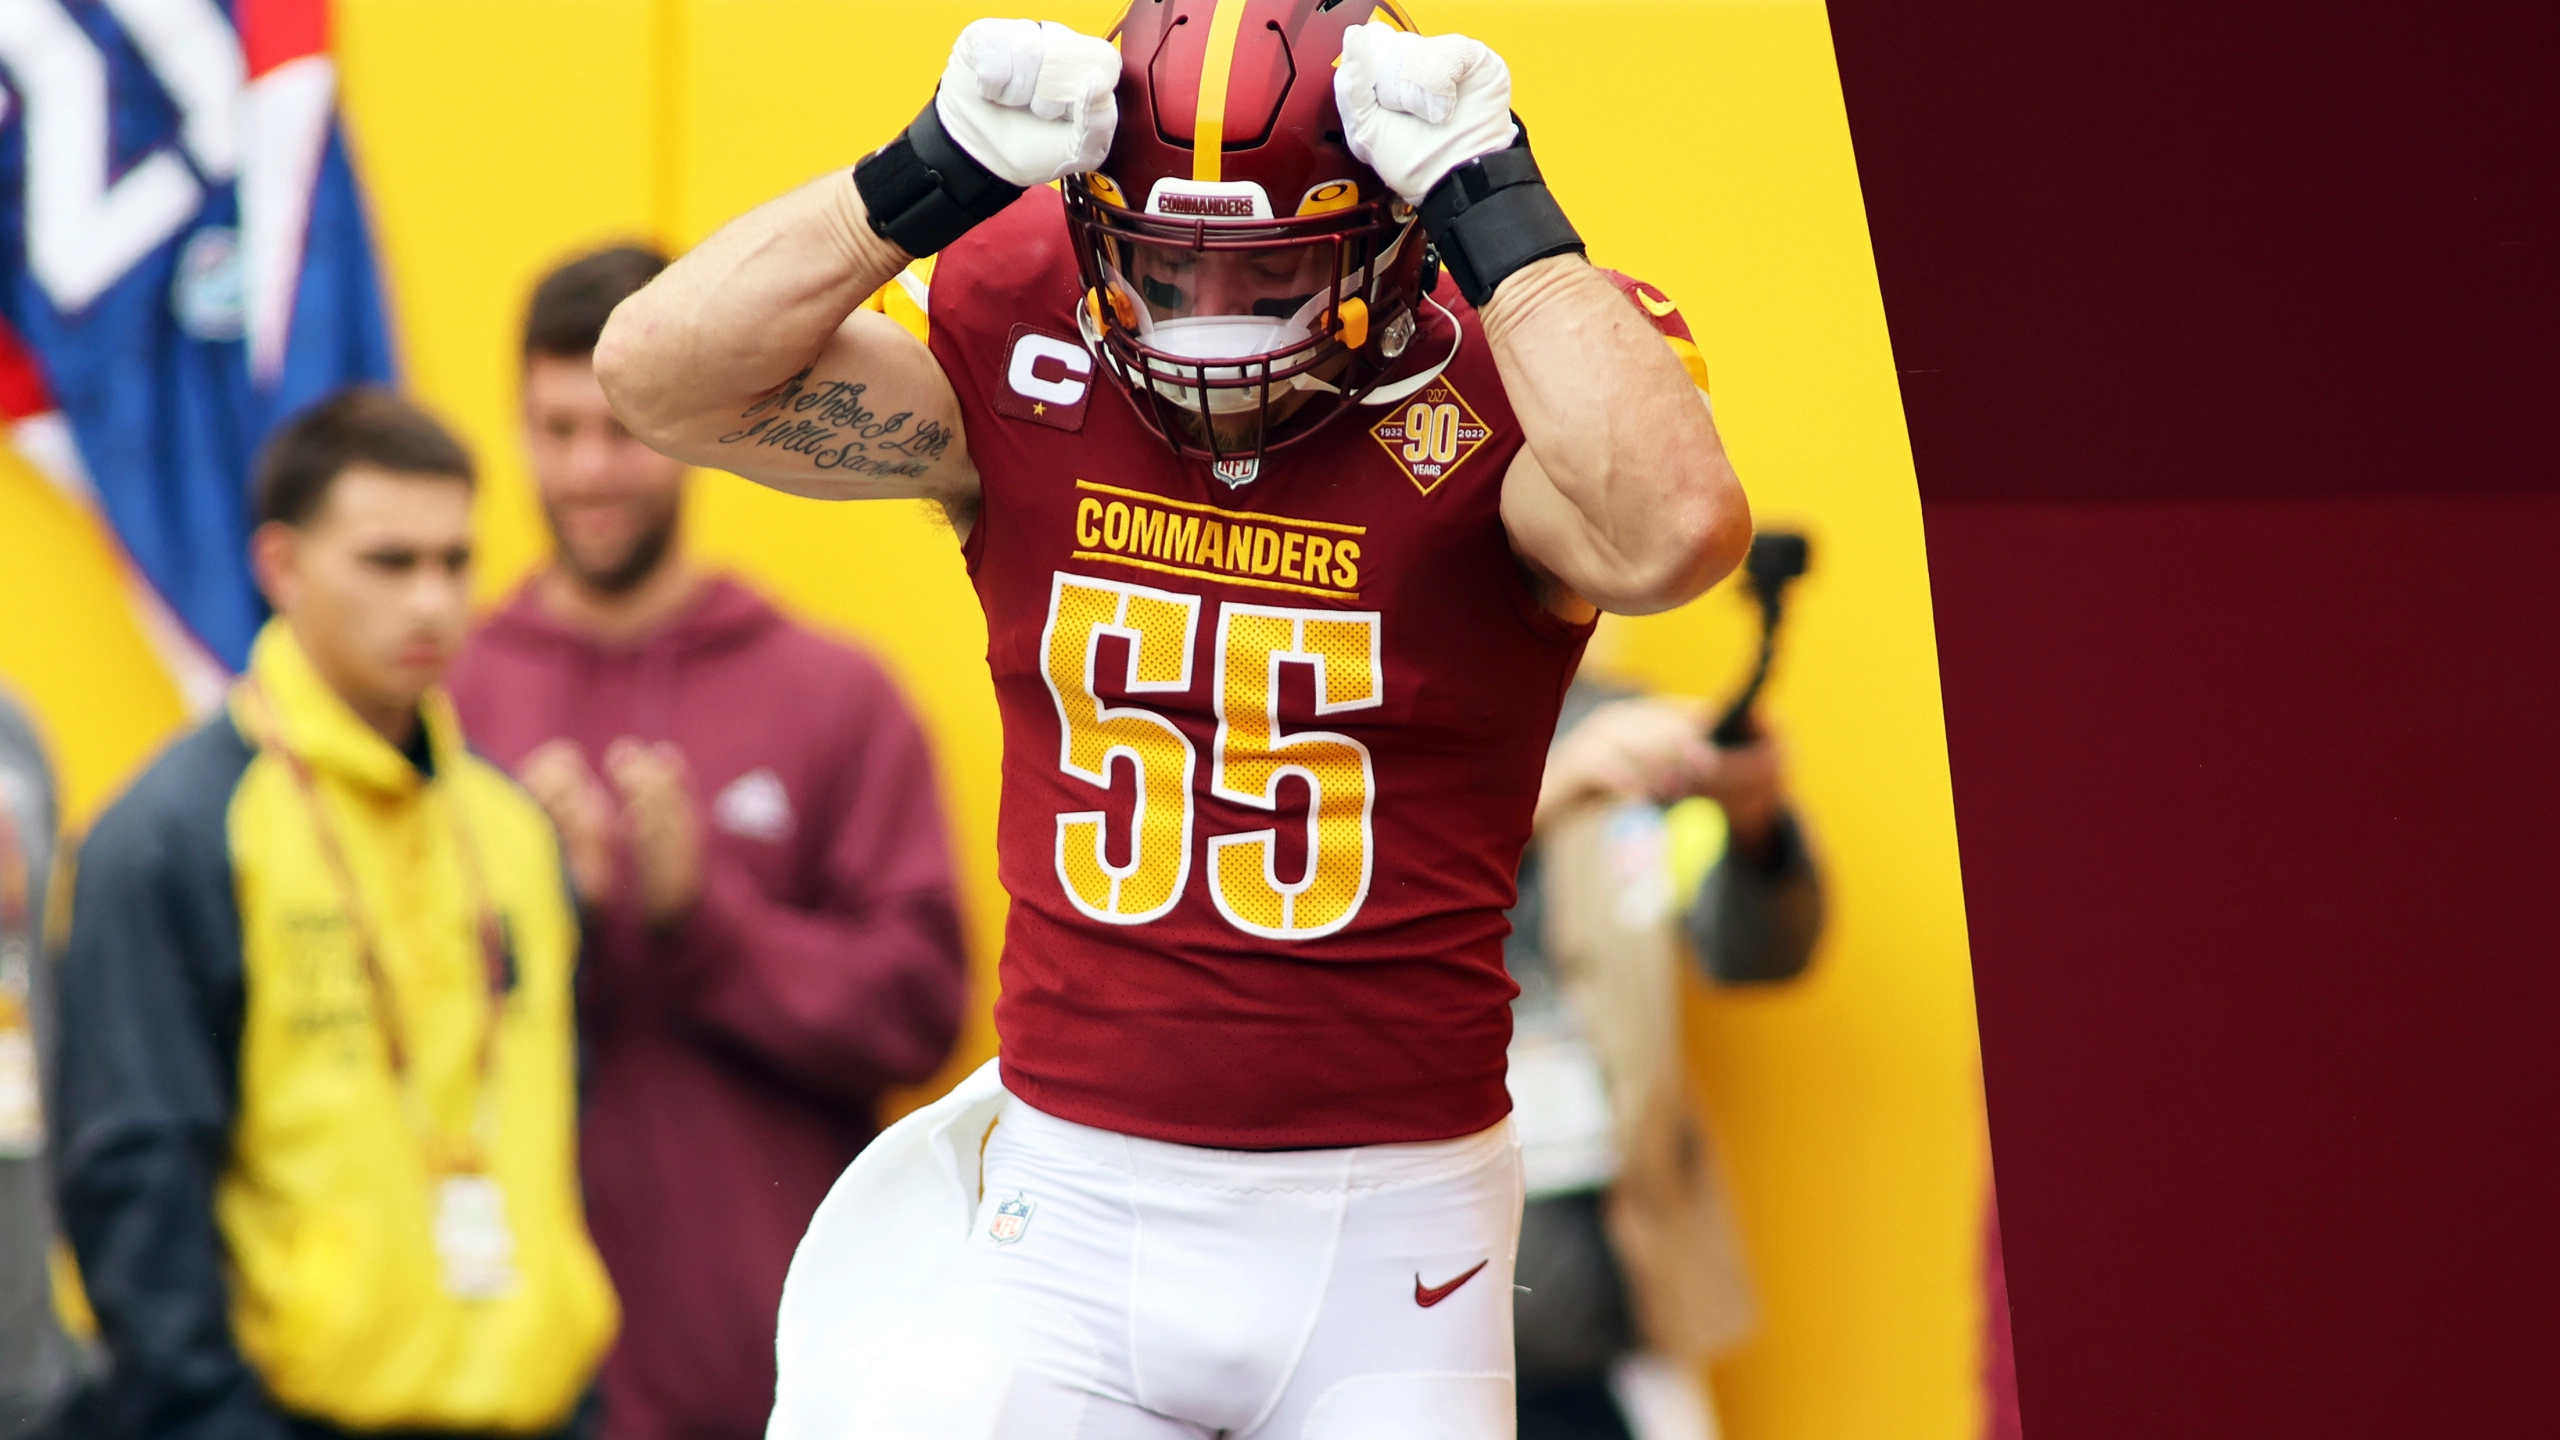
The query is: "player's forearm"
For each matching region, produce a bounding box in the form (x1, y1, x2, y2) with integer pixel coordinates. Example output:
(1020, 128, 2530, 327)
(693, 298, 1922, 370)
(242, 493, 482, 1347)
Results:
(1485, 257, 1750, 611)
(596, 171, 908, 460)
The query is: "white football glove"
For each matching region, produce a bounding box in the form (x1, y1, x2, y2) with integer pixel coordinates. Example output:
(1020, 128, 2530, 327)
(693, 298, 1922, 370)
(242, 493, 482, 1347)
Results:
(1334, 22, 1521, 207)
(934, 18, 1121, 188)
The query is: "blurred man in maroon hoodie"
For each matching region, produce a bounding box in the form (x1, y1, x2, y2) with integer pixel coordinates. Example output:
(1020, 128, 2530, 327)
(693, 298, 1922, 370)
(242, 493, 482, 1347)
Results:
(449, 246, 966, 1440)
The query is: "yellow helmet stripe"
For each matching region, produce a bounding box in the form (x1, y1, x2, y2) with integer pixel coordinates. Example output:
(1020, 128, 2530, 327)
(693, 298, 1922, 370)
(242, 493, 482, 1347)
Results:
(1192, 0, 1250, 182)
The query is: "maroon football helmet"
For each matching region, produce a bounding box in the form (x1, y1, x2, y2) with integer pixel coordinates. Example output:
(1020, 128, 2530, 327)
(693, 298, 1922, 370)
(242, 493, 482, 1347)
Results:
(1067, 0, 1438, 480)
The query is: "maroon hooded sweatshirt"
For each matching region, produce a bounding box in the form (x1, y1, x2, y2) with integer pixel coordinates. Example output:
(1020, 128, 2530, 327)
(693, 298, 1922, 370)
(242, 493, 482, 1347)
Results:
(450, 577, 966, 1440)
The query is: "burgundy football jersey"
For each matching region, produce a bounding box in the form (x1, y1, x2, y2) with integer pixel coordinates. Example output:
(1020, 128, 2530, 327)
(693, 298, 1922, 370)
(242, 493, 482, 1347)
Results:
(926, 190, 1681, 1148)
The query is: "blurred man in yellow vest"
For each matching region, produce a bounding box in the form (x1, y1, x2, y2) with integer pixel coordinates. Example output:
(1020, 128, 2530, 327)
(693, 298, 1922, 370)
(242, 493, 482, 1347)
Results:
(54, 389, 617, 1440)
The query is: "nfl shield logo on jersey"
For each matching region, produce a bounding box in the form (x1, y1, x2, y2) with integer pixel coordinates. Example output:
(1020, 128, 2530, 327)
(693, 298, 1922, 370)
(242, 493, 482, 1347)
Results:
(1210, 457, 1260, 488)
(989, 1192, 1036, 1245)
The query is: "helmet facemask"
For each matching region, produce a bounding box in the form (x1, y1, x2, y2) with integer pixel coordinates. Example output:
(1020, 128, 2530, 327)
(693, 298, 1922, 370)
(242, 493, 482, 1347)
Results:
(1068, 181, 1424, 479)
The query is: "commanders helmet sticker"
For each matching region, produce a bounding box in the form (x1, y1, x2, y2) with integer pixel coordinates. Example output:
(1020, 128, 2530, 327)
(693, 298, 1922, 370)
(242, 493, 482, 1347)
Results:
(1369, 378, 1492, 496)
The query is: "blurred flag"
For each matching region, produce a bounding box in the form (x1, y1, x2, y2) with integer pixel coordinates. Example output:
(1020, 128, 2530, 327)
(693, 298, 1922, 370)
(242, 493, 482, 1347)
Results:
(0, 0, 393, 681)
(0, 311, 227, 710)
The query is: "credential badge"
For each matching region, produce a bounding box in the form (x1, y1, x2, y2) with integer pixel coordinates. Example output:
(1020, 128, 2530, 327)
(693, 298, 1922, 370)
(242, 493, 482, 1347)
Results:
(989, 1192, 1035, 1245)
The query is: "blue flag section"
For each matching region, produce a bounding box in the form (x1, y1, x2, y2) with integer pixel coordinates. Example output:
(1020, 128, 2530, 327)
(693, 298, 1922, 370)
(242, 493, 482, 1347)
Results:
(0, 0, 392, 673)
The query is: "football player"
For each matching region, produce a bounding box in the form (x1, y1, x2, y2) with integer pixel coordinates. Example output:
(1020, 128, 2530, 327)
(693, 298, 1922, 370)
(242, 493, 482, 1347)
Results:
(597, 3, 1749, 1434)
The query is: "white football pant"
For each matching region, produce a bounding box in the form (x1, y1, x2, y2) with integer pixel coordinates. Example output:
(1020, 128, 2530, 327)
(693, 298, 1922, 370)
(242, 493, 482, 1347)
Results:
(791, 1076, 1523, 1439)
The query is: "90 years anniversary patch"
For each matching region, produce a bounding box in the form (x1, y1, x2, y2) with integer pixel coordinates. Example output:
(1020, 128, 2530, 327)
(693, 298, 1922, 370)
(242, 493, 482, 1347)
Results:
(1368, 378, 1491, 496)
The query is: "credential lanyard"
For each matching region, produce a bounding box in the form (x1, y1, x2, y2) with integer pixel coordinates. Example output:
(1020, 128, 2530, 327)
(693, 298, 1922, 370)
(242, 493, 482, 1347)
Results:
(0, 796, 31, 1022)
(243, 681, 510, 1173)
(0, 767, 45, 1158)
(0, 796, 27, 966)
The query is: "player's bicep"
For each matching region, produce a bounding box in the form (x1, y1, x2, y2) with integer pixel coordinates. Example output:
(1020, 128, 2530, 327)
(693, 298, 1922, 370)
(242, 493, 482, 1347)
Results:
(692, 308, 977, 506)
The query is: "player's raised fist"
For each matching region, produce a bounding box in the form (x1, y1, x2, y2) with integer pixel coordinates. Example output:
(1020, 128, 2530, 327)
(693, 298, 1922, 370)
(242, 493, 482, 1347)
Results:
(1333, 22, 1521, 206)
(936, 18, 1121, 188)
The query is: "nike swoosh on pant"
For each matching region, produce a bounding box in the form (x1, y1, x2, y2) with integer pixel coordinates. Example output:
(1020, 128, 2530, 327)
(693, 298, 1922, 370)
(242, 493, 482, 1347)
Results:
(1413, 1259, 1490, 1308)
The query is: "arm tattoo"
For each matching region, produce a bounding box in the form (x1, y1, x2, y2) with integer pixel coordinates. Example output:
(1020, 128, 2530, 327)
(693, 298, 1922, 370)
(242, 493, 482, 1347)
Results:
(717, 367, 955, 477)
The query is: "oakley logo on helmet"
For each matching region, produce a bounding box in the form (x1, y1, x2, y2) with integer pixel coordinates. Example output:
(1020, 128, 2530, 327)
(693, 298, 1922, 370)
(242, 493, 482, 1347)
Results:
(997, 326, 1094, 432)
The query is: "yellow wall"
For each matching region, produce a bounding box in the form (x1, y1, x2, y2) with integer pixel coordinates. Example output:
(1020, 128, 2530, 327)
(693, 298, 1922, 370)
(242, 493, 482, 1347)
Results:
(0, 3, 1983, 1435)
(0, 454, 188, 822)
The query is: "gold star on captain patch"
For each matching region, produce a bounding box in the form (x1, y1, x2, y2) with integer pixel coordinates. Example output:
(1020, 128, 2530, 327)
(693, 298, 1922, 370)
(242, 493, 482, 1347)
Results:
(1033, 402, 1048, 416)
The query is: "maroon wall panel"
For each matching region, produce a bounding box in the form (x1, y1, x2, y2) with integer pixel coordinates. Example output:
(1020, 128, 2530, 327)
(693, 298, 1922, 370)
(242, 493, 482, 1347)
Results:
(1930, 495, 2560, 1433)
(1824, 0, 2560, 1431)
(1827, 0, 2558, 504)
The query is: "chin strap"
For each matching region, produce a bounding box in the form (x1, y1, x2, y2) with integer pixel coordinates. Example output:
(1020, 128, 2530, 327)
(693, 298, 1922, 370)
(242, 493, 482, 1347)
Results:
(853, 93, 1024, 257)
(1418, 117, 1585, 309)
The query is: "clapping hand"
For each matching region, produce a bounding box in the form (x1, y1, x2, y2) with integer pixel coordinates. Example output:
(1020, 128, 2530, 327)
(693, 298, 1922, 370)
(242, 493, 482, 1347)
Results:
(521, 739, 617, 910)
(519, 738, 707, 927)
(603, 739, 704, 928)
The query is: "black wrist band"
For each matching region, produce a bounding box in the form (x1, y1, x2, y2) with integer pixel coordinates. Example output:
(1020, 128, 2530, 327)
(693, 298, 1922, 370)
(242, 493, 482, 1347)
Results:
(1418, 123, 1585, 309)
(853, 94, 1024, 258)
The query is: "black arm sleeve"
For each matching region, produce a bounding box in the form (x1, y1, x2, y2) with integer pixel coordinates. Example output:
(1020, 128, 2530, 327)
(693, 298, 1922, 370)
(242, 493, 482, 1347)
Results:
(1684, 807, 1825, 985)
(53, 720, 288, 1440)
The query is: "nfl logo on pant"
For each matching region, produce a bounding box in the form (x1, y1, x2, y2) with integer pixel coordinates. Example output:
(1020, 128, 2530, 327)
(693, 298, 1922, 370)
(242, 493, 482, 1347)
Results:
(989, 1192, 1035, 1245)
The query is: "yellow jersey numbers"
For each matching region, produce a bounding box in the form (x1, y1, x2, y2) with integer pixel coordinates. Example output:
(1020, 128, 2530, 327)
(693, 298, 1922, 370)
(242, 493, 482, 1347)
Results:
(1041, 575, 1202, 923)
(1039, 574, 1384, 940)
(1208, 605, 1384, 939)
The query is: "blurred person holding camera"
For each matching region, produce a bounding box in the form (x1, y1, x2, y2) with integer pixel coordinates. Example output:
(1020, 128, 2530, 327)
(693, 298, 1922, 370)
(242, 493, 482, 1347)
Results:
(1508, 680, 1825, 1440)
(448, 247, 966, 1440)
(55, 390, 618, 1440)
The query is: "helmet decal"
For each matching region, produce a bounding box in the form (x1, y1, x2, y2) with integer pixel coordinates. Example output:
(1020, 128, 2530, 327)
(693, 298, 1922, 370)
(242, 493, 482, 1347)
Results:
(1146, 178, 1275, 218)
(1142, 0, 1299, 181)
(1190, 0, 1252, 181)
(1296, 180, 1360, 216)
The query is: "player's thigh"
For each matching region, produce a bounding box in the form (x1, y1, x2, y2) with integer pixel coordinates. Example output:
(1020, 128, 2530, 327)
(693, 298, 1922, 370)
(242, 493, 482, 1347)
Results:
(846, 1336, 1206, 1440)
(845, 1142, 1189, 1439)
(846, 1338, 1206, 1440)
(1255, 1135, 1526, 1440)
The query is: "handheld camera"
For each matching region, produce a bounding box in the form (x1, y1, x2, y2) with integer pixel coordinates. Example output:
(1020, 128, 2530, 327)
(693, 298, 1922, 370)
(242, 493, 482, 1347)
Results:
(1708, 530, 1813, 747)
